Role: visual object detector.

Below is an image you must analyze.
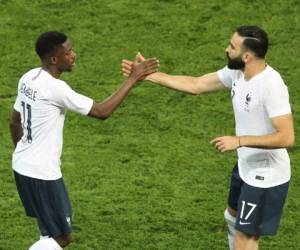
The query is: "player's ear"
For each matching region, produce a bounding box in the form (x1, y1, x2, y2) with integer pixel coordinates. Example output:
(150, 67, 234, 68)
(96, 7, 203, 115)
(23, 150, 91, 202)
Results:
(242, 52, 252, 64)
(50, 56, 58, 65)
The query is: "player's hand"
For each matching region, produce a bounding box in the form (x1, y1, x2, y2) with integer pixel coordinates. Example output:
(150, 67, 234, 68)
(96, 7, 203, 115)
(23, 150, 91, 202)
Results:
(122, 52, 156, 80)
(210, 136, 240, 153)
(122, 52, 146, 77)
(122, 59, 133, 78)
(128, 57, 159, 82)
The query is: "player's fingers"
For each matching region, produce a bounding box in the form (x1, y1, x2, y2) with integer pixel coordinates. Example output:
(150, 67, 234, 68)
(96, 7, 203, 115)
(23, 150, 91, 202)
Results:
(139, 52, 146, 61)
(220, 146, 229, 153)
(135, 52, 146, 62)
(122, 69, 132, 75)
(148, 62, 160, 70)
(122, 65, 132, 72)
(142, 60, 155, 68)
(122, 68, 131, 74)
(122, 65, 133, 71)
(210, 137, 220, 144)
(146, 61, 160, 71)
(139, 62, 158, 73)
(144, 58, 157, 63)
(217, 143, 226, 152)
(144, 59, 159, 70)
(135, 52, 144, 63)
(122, 59, 133, 65)
(121, 63, 132, 68)
(121, 66, 132, 71)
(148, 58, 158, 63)
(149, 60, 160, 68)
(215, 142, 224, 151)
(121, 63, 132, 69)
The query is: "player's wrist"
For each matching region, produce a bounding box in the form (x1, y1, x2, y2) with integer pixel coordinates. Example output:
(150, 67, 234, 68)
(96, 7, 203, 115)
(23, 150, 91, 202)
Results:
(145, 71, 159, 81)
(237, 136, 242, 148)
(126, 75, 138, 86)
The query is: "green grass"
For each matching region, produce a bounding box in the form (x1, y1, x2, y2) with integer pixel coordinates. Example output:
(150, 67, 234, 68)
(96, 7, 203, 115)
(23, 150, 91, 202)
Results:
(1, 0, 300, 249)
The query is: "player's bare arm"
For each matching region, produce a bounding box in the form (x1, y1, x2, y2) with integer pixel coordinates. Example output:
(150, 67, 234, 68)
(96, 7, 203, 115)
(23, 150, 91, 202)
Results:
(147, 72, 226, 94)
(10, 110, 23, 147)
(88, 58, 158, 119)
(122, 53, 227, 94)
(211, 113, 294, 153)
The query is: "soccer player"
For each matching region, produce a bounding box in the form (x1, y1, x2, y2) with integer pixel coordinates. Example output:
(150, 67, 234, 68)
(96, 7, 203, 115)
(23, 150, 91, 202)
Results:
(10, 31, 158, 250)
(122, 26, 294, 250)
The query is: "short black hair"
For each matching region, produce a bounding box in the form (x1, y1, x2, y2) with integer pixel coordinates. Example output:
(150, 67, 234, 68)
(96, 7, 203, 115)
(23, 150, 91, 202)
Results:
(35, 31, 68, 59)
(236, 26, 268, 58)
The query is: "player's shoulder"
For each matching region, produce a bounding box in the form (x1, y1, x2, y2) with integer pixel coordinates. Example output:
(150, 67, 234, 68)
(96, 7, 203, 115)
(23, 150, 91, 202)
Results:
(50, 78, 71, 91)
(219, 66, 243, 79)
(44, 75, 72, 98)
(20, 68, 42, 81)
(262, 65, 288, 93)
(34, 69, 70, 89)
(264, 65, 284, 83)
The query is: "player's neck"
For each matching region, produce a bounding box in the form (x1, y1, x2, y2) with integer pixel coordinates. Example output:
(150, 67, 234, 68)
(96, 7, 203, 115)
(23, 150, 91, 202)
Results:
(42, 64, 62, 79)
(243, 59, 267, 81)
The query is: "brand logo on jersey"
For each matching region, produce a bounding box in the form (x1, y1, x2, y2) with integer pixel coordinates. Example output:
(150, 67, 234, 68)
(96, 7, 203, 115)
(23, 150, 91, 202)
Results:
(255, 175, 264, 181)
(239, 220, 251, 225)
(244, 92, 252, 112)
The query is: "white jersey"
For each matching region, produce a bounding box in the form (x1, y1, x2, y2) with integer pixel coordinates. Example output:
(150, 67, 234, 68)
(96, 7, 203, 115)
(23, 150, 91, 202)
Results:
(12, 68, 93, 180)
(217, 65, 291, 188)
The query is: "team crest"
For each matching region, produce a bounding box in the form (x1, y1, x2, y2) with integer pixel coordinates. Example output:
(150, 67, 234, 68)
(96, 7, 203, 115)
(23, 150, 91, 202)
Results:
(244, 92, 252, 112)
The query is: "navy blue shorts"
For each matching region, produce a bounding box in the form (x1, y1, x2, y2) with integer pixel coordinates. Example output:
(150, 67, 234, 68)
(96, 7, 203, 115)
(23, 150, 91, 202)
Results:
(14, 171, 72, 237)
(227, 164, 289, 236)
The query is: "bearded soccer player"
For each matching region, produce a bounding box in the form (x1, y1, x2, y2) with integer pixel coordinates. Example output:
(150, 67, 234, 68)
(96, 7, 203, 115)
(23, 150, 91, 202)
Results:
(10, 31, 158, 250)
(122, 26, 294, 250)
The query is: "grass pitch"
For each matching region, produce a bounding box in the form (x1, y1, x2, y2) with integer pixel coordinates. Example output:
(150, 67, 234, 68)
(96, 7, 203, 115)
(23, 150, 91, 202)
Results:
(0, 0, 300, 249)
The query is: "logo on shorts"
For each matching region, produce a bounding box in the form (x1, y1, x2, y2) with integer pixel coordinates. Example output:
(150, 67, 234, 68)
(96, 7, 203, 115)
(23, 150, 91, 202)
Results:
(239, 220, 251, 225)
(66, 217, 71, 227)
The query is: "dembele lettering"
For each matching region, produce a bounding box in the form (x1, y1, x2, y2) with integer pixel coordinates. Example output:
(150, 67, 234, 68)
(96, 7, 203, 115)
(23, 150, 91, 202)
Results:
(20, 82, 37, 101)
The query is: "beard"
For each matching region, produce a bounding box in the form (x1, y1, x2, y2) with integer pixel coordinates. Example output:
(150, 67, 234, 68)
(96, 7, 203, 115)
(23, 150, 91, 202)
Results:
(227, 53, 245, 70)
(58, 64, 73, 73)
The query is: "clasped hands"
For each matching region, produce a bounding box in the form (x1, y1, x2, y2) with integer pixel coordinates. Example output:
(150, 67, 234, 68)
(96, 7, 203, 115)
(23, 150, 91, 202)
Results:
(122, 52, 240, 153)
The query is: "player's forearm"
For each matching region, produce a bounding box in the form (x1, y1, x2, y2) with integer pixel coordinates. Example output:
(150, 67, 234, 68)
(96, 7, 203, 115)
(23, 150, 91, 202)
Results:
(146, 72, 200, 94)
(239, 131, 294, 149)
(89, 78, 135, 119)
(10, 111, 23, 147)
(10, 123, 23, 147)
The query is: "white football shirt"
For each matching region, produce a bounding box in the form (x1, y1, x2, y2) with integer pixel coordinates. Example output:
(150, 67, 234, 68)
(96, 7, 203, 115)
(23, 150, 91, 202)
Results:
(217, 65, 291, 188)
(12, 68, 93, 180)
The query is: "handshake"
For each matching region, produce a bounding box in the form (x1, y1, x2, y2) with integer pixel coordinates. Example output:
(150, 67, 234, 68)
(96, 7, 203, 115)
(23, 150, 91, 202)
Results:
(121, 52, 159, 82)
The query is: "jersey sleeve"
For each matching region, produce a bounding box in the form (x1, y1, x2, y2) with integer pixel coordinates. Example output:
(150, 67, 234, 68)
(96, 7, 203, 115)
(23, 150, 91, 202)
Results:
(264, 78, 291, 118)
(217, 66, 234, 89)
(49, 80, 94, 115)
